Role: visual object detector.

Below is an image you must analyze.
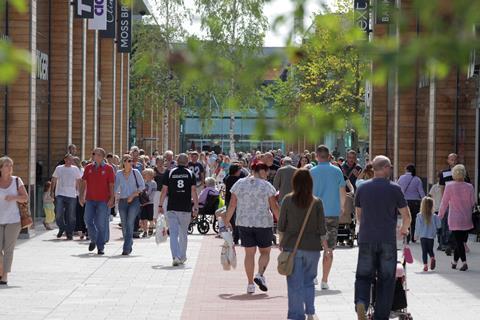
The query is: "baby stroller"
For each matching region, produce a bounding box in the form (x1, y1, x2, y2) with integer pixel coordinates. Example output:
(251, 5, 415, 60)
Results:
(188, 194, 219, 235)
(367, 241, 413, 320)
(337, 194, 356, 247)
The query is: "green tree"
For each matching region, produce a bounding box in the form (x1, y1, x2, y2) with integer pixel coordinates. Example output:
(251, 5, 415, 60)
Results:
(192, 0, 268, 156)
(0, 0, 31, 84)
(130, 0, 190, 150)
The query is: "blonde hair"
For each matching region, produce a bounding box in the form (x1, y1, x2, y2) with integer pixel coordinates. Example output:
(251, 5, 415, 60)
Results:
(452, 164, 466, 181)
(0, 156, 14, 177)
(121, 154, 132, 169)
(420, 196, 434, 225)
(143, 168, 155, 179)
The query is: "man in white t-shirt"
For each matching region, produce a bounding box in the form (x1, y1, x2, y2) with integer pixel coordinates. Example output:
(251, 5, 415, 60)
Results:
(51, 154, 83, 240)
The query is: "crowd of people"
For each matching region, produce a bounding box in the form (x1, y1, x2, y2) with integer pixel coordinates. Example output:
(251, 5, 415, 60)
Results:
(0, 143, 477, 320)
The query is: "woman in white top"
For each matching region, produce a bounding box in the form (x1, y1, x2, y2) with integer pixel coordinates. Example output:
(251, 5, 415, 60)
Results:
(0, 156, 29, 285)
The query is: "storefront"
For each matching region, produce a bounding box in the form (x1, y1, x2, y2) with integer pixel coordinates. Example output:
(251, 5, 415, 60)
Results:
(0, 0, 149, 229)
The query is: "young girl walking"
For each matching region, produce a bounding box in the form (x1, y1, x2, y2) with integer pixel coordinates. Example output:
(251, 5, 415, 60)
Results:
(43, 181, 55, 230)
(414, 197, 441, 272)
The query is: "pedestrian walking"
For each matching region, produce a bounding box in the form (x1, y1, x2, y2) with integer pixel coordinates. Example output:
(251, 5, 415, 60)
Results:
(225, 162, 280, 294)
(310, 145, 346, 290)
(354, 156, 411, 320)
(264, 152, 280, 184)
(428, 176, 443, 250)
(159, 153, 199, 266)
(438, 153, 470, 255)
(79, 148, 115, 255)
(164, 150, 177, 171)
(42, 181, 55, 230)
(51, 154, 82, 240)
(188, 151, 205, 192)
(114, 154, 145, 255)
(273, 157, 297, 204)
(414, 197, 441, 272)
(355, 164, 374, 188)
(224, 164, 242, 245)
(278, 169, 328, 320)
(0, 156, 29, 285)
(297, 155, 310, 169)
(397, 164, 425, 243)
(73, 157, 87, 240)
(341, 150, 363, 191)
(140, 168, 157, 237)
(438, 164, 476, 271)
(154, 156, 166, 191)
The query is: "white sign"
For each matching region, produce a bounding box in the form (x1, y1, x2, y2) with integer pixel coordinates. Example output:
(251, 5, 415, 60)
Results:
(36, 50, 48, 81)
(88, 0, 107, 30)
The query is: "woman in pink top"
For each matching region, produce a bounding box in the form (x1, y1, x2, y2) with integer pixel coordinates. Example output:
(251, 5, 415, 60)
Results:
(439, 164, 476, 271)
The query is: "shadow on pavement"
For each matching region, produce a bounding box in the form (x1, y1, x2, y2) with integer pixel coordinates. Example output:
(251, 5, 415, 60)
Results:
(0, 286, 21, 289)
(315, 289, 342, 296)
(151, 265, 192, 271)
(71, 253, 108, 258)
(218, 293, 284, 301)
(109, 254, 142, 259)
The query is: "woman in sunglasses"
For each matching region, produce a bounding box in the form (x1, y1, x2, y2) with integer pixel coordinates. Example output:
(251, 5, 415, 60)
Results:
(114, 154, 145, 255)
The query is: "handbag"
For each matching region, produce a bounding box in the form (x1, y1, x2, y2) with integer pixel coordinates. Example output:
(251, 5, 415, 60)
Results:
(132, 170, 150, 205)
(15, 177, 33, 229)
(277, 199, 315, 276)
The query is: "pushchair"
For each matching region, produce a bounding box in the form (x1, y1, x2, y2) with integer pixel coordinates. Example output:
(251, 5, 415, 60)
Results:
(337, 194, 356, 247)
(366, 241, 413, 320)
(188, 194, 219, 235)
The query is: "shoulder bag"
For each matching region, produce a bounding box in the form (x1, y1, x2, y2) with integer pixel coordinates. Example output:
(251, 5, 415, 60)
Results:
(16, 177, 33, 229)
(132, 170, 150, 205)
(277, 199, 316, 276)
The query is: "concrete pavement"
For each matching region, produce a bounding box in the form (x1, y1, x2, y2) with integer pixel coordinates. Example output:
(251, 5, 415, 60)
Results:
(1, 221, 480, 320)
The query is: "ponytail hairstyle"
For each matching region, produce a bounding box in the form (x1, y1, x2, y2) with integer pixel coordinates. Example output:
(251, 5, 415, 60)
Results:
(406, 164, 416, 177)
(420, 196, 434, 225)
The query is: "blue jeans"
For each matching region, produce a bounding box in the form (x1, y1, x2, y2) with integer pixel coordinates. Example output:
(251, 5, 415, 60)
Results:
(84, 201, 109, 251)
(55, 196, 77, 237)
(286, 250, 321, 320)
(354, 242, 397, 320)
(118, 198, 141, 253)
(166, 211, 191, 260)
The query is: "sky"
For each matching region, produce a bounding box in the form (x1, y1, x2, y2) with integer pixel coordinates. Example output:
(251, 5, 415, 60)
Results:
(147, 0, 336, 47)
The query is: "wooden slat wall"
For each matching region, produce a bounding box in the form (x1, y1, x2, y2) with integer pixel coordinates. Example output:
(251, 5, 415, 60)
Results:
(99, 38, 114, 152)
(71, 17, 83, 152)
(85, 29, 95, 153)
(49, 0, 70, 171)
(115, 50, 123, 154)
(7, 2, 34, 183)
(121, 53, 129, 153)
(416, 86, 430, 178)
(0, 9, 6, 154)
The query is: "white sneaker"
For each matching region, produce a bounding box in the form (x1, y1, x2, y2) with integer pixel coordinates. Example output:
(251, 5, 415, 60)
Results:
(172, 258, 181, 266)
(180, 258, 187, 265)
(307, 315, 319, 320)
(254, 273, 268, 292)
(313, 278, 319, 285)
(321, 281, 329, 290)
(247, 284, 256, 294)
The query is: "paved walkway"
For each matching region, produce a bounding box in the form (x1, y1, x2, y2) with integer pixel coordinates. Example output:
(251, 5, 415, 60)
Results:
(2, 222, 480, 320)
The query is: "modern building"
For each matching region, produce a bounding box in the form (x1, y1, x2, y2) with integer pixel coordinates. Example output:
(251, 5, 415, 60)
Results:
(365, 0, 480, 193)
(0, 0, 151, 221)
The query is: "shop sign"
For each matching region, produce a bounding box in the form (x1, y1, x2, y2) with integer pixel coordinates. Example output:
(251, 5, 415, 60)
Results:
(36, 50, 48, 81)
(376, 0, 395, 24)
(354, 0, 370, 34)
(75, 0, 94, 19)
(88, 0, 107, 30)
(117, 4, 132, 53)
(100, 0, 116, 38)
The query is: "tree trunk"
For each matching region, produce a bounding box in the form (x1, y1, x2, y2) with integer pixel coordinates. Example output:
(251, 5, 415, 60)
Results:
(229, 111, 235, 157)
(163, 104, 169, 151)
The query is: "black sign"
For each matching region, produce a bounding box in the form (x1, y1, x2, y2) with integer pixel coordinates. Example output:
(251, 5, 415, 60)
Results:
(354, 0, 369, 34)
(100, 0, 116, 38)
(74, 0, 94, 19)
(375, 0, 394, 24)
(117, 4, 132, 53)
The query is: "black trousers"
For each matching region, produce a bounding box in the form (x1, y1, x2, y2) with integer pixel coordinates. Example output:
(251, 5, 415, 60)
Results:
(407, 200, 421, 243)
(452, 230, 469, 263)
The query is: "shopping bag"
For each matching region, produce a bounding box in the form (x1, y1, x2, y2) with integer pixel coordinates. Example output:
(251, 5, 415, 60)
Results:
(403, 245, 414, 264)
(221, 243, 231, 270)
(155, 215, 168, 245)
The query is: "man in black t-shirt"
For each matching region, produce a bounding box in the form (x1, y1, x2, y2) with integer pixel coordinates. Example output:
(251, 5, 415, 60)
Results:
(264, 152, 280, 184)
(159, 153, 199, 267)
(188, 151, 205, 191)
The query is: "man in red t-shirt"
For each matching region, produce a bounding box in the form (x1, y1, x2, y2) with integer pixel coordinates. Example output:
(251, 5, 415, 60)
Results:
(79, 148, 115, 255)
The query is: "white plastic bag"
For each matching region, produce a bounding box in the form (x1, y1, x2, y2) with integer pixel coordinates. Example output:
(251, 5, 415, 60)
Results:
(155, 215, 168, 245)
(221, 244, 231, 270)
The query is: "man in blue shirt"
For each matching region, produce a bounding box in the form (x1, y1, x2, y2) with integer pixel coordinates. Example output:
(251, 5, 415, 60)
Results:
(310, 145, 346, 290)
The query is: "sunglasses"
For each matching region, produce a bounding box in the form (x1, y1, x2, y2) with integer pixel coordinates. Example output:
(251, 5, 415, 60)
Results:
(124, 159, 132, 163)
